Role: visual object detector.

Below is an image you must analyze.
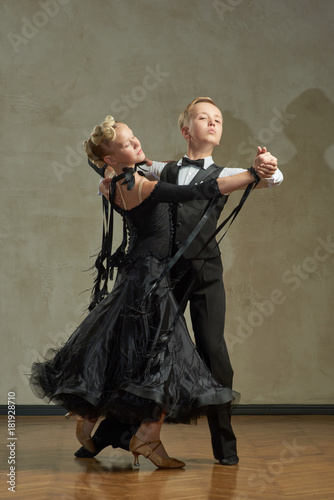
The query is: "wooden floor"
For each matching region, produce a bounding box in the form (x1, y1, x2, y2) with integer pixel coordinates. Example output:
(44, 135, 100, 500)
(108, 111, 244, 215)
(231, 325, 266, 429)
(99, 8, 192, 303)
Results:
(0, 415, 333, 499)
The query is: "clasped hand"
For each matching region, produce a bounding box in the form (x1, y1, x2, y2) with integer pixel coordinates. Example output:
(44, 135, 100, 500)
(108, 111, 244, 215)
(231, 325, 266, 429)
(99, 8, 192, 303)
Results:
(253, 146, 278, 179)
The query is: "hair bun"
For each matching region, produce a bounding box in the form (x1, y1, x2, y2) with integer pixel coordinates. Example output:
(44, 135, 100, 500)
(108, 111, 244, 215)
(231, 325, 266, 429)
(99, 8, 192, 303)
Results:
(90, 125, 103, 145)
(83, 115, 118, 169)
(90, 116, 117, 144)
(101, 116, 116, 141)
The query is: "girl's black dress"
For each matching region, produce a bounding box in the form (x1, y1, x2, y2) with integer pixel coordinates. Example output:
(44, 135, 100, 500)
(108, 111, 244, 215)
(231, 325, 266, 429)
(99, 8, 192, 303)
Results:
(30, 178, 238, 424)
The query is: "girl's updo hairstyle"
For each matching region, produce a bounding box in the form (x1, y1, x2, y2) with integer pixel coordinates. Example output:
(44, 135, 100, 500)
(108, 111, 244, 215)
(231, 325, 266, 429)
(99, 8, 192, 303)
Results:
(83, 115, 119, 169)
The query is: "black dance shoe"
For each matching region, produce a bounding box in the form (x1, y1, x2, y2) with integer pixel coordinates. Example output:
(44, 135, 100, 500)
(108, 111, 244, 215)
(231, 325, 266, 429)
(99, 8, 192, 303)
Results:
(74, 446, 96, 458)
(218, 455, 239, 466)
(74, 436, 110, 458)
(73, 416, 138, 458)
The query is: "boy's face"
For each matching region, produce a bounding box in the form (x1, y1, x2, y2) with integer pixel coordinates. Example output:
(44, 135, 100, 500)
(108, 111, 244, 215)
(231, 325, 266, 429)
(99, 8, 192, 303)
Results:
(185, 102, 223, 148)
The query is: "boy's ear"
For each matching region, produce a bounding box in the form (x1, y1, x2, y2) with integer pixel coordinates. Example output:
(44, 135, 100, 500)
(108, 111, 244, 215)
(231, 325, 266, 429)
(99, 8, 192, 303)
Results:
(104, 155, 117, 167)
(181, 126, 191, 140)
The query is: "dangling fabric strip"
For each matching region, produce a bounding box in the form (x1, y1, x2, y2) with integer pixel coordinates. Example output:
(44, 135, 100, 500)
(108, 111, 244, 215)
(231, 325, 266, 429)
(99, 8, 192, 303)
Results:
(168, 180, 259, 330)
(88, 158, 107, 177)
(197, 179, 259, 257)
(88, 166, 145, 311)
(141, 179, 259, 330)
(143, 197, 220, 300)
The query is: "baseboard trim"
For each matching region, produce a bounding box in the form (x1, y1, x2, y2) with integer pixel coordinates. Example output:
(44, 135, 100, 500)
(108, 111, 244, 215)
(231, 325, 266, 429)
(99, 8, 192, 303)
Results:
(1, 404, 333, 416)
(233, 404, 334, 415)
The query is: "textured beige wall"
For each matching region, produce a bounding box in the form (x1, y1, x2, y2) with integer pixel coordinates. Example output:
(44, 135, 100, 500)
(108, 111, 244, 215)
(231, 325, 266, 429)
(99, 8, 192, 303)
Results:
(1, 0, 333, 406)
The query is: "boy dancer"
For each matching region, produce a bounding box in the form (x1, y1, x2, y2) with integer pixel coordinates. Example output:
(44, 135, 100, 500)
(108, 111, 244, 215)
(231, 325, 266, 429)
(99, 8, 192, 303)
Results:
(78, 97, 282, 464)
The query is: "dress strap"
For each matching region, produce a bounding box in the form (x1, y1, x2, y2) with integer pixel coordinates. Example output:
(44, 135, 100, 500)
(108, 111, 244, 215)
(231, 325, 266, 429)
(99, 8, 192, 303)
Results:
(138, 177, 146, 204)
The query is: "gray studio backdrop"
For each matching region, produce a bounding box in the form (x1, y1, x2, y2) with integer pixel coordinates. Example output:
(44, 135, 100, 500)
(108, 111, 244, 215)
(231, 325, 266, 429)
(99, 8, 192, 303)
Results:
(1, 0, 333, 407)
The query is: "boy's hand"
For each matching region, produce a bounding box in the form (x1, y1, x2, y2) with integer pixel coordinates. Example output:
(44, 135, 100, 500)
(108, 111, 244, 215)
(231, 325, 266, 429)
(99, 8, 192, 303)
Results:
(100, 177, 113, 200)
(253, 147, 278, 178)
(256, 146, 267, 156)
(144, 157, 153, 166)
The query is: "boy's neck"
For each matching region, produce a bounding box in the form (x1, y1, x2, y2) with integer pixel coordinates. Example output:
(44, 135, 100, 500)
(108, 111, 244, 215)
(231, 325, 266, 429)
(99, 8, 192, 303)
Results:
(186, 144, 214, 160)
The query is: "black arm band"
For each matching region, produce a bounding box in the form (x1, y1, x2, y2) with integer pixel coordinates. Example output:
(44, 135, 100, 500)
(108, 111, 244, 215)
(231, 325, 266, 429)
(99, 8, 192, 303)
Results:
(247, 166, 261, 183)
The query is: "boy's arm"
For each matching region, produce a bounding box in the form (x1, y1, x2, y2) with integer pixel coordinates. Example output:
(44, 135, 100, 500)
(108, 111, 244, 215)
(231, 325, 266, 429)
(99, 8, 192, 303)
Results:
(94, 158, 169, 197)
(219, 147, 283, 189)
(89, 158, 169, 190)
(220, 166, 283, 188)
(137, 161, 168, 180)
(89, 158, 168, 195)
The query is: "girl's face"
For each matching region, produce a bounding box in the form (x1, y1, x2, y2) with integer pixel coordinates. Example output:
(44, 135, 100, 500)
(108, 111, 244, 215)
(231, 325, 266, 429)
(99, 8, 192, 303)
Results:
(105, 123, 145, 167)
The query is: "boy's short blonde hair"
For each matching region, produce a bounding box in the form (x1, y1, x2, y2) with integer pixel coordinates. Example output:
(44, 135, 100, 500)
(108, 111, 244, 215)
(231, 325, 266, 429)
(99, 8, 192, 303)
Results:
(178, 97, 217, 130)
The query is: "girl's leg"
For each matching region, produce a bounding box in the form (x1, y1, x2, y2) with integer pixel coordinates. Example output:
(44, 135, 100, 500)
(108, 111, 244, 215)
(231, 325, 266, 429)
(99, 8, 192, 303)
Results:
(134, 412, 169, 459)
(75, 415, 98, 453)
(129, 412, 185, 468)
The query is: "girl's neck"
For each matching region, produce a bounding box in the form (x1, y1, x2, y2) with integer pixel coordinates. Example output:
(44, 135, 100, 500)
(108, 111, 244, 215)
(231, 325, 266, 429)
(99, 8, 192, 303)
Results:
(112, 163, 136, 176)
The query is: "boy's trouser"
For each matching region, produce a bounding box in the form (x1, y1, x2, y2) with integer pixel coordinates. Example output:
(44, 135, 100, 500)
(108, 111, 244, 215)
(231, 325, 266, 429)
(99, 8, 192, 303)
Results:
(171, 255, 237, 460)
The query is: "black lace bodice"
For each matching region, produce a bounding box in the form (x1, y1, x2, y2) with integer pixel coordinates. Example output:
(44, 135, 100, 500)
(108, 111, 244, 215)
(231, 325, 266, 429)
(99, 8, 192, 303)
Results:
(112, 179, 221, 262)
(122, 196, 173, 262)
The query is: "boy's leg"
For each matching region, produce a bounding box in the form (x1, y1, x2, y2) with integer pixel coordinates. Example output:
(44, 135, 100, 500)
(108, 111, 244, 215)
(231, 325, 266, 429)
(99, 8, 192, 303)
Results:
(74, 417, 139, 458)
(186, 257, 238, 463)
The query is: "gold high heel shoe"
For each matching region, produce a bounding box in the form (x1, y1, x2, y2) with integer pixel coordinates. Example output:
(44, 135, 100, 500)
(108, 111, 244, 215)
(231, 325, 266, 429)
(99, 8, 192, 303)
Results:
(129, 435, 185, 469)
(65, 411, 75, 420)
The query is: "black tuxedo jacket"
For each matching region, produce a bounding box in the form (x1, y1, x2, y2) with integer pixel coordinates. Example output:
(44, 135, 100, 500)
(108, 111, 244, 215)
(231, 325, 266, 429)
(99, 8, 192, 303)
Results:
(160, 161, 229, 260)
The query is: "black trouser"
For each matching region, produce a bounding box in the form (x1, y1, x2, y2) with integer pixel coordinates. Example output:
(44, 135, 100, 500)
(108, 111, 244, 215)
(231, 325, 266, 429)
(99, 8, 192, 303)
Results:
(92, 417, 139, 452)
(171, 255, 237, 460)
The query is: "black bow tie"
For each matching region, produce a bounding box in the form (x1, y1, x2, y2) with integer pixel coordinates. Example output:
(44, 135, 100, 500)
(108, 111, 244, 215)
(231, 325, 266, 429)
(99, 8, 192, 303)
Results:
(181, 157, 205, 169)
